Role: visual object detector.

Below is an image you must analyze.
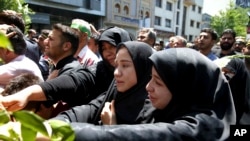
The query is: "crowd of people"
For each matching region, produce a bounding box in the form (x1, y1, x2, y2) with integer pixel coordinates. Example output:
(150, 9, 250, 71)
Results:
(0, 9, 250, 140)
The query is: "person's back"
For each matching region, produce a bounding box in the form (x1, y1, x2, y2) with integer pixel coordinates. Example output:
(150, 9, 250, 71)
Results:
(25, 29, 40, 64)
(0, 24, 43, 89)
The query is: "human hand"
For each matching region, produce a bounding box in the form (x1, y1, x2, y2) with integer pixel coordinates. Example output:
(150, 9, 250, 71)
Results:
(0, 91, 29, 112)
(89, 24, 100, 35)
(100, 100, 116, 125)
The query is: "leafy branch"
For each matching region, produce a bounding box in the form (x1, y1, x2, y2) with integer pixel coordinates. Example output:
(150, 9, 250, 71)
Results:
(0, 109, 75, 141)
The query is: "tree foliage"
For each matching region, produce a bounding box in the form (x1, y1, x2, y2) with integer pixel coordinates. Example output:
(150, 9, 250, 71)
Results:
(210, 0, 250, 37)
(0, 0, 34, 28)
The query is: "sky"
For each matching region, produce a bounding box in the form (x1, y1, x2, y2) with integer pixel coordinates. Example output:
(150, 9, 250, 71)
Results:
(203, 0, 232, 16)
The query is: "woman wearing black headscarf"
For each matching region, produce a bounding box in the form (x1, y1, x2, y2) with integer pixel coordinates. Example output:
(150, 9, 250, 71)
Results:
(64, 48, 235, 141)
(51, 41, 154, 125)
(220, 58, 250, 124)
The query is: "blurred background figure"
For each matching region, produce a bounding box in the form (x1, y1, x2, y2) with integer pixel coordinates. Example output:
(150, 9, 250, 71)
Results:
(88, 33, 102, 60)
(137, 27, 156, 52)
(233, 36, 246, 54)
(172, 35, 187, 48)
(37, 29, 51, 80)
(70, 19, 99, 66)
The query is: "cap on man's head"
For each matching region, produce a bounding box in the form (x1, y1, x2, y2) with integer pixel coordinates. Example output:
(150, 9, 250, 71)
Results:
(70, 19, 91, 37)
(235, 36, 246, 45)
(0, 24, 14, 51)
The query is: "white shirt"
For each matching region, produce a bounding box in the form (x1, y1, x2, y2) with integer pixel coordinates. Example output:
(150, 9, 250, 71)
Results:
(77, 45, 100, 66)
(0, 55, 44, 89)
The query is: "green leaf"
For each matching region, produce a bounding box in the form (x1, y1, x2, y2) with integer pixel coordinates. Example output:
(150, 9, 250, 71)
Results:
(0, 110, 10, 125)
(0, 32, 13, 51)
(0, 134, 13, 141)
(8, 128, 20, 140)
(21, 124, 37, 141)
(12, 110, 48, 137)
(48, 120, 75, 141)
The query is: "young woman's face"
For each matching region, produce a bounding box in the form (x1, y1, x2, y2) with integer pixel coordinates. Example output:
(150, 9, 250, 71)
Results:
(146, 66, 172, 109)
(114, 47, 137, 92)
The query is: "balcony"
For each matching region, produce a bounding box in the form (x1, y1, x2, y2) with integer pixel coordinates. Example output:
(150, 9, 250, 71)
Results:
(184, 0, 195, 6)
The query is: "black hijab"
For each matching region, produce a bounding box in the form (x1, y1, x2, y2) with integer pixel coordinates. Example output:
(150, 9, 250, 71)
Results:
(92, 27, 133, 97)
(149, 48, 236, 127)
(224, 58, 250, 123)
(114, 41, 153, 124)
(98, 26, 133, 70)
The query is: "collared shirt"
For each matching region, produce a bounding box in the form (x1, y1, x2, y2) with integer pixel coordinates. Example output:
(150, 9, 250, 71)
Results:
(207, 52, 218, 61)
(77, 45, 100, 66)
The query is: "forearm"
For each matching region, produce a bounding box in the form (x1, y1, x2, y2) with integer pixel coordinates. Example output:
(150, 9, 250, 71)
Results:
(26, 85, 47, 101)
(70, 114, 227, 141)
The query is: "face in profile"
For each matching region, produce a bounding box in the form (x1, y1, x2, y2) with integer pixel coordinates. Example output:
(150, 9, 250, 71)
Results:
(146, 66, 172, 109)
(114, 47, 137, 92)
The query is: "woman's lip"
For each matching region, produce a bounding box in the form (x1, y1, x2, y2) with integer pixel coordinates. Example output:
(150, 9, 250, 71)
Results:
(116, 80, 124, 84)
(148, 94, 156, 101)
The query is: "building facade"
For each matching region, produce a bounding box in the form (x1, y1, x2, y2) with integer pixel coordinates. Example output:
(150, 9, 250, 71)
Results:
(26, 0, 105, 32)
(104, 0, 154, 39)
(154, 0, 203, 43)
(25, 0, 204, 43)
(201, 13, 211, 29)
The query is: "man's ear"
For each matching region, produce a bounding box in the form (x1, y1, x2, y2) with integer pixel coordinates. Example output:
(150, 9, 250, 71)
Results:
(62, 42, 71, 51)
(149, 38, 155, 47)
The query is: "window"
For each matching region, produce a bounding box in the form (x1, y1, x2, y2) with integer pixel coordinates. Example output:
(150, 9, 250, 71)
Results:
(177, 0, 180, 9)
(198, 7, 202, 14)
(115, 4, 121, 13)
(192, 5, 195, 11)
(156, 0, 162, 7)
(189, 35, 193, 42)
(196, 22, 200, 28)
(166, 2, 172, 11)
(190, 20, 194, 27)
(165, 19, 171, 28)
(123, 6, 129, 15)
(176, 11, 180, 25)
(175, 27, 179, 35)
(140, 10, 143, 18)
(155, 16, 161, 26)
(145, 11, 150, 18)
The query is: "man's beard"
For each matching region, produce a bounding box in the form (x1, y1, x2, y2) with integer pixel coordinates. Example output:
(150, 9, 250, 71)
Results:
(220, 42, 234, 50)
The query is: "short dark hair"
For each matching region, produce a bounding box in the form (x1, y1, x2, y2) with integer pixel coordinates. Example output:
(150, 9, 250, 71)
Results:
(0, 10, 25, 33)
(52, 23, 79, 55)
(6, 26, 27, 55)
(1, 73, 42, 111)
(201, 28, 218, 40)
(221, 29, 236, 38)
